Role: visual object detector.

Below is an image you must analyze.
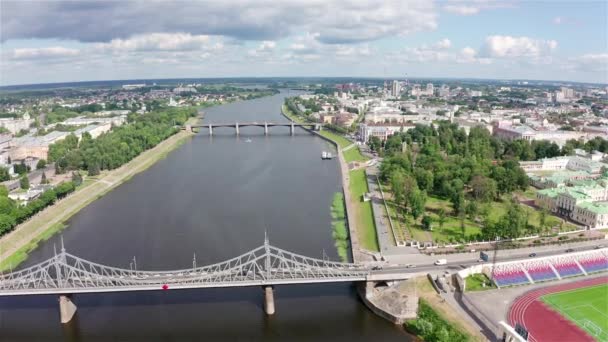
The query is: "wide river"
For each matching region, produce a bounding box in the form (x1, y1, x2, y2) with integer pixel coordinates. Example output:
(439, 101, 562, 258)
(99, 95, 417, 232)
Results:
(0, 91, 411, 341)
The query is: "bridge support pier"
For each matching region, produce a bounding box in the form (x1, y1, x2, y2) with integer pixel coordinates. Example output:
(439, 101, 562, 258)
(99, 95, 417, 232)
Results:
(263, 286, 275, 315)
(235, 122, 240, 136)
(264, 123, 268, 135)
(208, 125, 213, 136)
(59, 295, 77, 324)
(290, 123, 295, 136)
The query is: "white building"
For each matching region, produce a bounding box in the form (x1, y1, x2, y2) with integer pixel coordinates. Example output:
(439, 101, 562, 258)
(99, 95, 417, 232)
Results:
(359, 123, 414, 143)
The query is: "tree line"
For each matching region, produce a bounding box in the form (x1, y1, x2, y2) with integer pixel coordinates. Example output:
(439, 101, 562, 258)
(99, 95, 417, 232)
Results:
(48, 107, 196, 174)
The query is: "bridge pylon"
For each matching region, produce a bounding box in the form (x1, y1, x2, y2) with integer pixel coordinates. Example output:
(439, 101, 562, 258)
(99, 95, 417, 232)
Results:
(263, 285, 275, 315)
(59, 294, 77, 324)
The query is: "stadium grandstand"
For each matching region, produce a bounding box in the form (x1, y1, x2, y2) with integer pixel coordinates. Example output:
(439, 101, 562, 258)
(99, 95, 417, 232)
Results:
(489, 249, 608, 288)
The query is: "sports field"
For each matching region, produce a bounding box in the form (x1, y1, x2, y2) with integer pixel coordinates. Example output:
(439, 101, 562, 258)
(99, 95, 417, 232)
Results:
(542, 283, 608, 342)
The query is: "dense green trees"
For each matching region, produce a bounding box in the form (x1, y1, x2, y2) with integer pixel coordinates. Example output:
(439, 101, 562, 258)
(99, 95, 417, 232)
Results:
(19, 175, 29, 190)
(49, 107, 196, 173)
(379, 122, 540, 241)
(0, 180, 77, 236)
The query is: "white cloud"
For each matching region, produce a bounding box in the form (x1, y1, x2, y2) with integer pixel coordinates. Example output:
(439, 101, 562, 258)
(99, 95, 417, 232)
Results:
(95, 33, 215, 52)
(442, 0, 514, 16)
(11, 46, 80, 60)
(434, 38, 452, 49)
(566, 53, 608, 73)
(481, 35, 557, 58)
(443, 5, 480, 15)
(1, 0, 438, 45)
(248, 40, 276, 57)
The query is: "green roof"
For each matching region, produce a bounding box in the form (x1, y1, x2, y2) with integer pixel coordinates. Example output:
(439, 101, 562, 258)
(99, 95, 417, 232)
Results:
(537, 188, 561, 198)
(577, 202, 608, 214)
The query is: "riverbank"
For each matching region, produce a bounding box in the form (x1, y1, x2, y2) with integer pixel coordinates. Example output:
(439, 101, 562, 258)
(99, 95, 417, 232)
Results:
(281, 104, 379, 257)
(0, 129, 195, 270)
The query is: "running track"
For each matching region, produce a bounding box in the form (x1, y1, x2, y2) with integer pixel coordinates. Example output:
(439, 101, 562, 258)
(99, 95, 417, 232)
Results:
(507, 276, 607, 342)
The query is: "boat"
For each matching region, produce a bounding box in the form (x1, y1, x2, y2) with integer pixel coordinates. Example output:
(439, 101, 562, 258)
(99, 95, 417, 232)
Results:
(244, 138, 252, 143)
(321, 151, 333, 160)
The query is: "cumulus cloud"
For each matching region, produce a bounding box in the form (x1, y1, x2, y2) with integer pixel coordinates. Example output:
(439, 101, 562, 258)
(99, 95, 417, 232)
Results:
(443, 5, 480, 15)
(95, 33, 215, 52)
(566, 53, 608, 73)
(248, 40, 277, 57)
(481, 35, 557, 58)
(11, 46, 80, 60)
(442, 0, 514, 15)
(1, 0, 437, 45)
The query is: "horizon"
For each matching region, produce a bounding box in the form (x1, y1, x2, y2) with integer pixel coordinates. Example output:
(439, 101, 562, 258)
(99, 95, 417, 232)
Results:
(1, 75, 606, 90)
(1, 0, 607, 86)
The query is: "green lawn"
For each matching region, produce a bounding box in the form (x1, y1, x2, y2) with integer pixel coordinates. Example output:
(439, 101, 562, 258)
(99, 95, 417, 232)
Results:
(393, 194, 577, 244)
(343, 146, 368, 163)
(349, 169, 379, 251)
(318, 129, 352, 149)
(464, 274, 496, 291)
(542, 284, 608, 342)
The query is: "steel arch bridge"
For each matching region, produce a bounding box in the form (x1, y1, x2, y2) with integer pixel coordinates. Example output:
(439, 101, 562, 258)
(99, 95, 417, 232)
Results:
(0, 239, 372, 297)
(0, 237, 413, 323)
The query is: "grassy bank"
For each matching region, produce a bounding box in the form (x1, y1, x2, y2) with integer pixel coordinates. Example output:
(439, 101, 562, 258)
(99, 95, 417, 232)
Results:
(349, 169, 379, 251)
(330, 192, 349, 262)
(405, 300, 470, 342)
(412, 277, 486, 341)
(0, 130, 194, 271)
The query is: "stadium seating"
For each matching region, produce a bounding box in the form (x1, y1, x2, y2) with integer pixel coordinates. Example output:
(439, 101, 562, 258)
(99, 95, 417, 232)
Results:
(578, 253, 608, 274)
(522, 261, 558, 282)
(492, 264, 530, 286)
(489, 250, 608, 287)
(548, 259, 582, 278)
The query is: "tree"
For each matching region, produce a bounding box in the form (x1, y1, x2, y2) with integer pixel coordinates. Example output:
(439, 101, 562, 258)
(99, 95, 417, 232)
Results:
(368, 136, 382, 152)
(36, 159, 47, 170)
(20, 175, 29, 190)
(422, 215, 433, 230)
(438, 208, 446, 231)
(409, 189, 427, 220)
(13, 161, 27, 175)
(466, 200, 478, 221)
(71, 172, 83, 186)
(40, 172, 48, 184)
(469, 175, 497, 202)
(0, 167, 10, 182)
(87, 162, 100, 176)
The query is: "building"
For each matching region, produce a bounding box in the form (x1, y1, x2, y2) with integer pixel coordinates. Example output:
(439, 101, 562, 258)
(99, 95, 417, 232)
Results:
(391, 80, 401, 97)
(359, 123, 414, 143)
(63, 116, 126, 127)
(535, 181, 608, 229)
(0, 113, 33, 134)
(571, 202, 608, 229)
(520, 156, 608, 175)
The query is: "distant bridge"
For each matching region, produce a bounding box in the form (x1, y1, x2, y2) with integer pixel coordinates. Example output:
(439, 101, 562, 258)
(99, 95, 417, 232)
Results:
(186, 122, 325, 135)
(0, 237, 411, 323)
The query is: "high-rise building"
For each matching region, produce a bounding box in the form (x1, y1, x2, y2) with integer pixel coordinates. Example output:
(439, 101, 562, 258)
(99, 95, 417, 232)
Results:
(391, 80, 401, 97)
(561, 87, 574, 99)
(426, 83, 434, 96)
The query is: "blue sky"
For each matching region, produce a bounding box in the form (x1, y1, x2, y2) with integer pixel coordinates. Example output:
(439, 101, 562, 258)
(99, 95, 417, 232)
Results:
(0, 0, 606, 86)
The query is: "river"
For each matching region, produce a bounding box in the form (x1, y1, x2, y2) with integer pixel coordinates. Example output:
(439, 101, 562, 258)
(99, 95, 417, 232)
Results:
(0, 91, 411, 341)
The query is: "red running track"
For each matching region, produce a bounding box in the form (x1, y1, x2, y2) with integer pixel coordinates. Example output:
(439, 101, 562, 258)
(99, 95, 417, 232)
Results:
(507, 276, 607, 342)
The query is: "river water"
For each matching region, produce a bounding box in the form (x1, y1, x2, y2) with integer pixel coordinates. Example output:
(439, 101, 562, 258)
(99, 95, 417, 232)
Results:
(0, 91, 410, 341)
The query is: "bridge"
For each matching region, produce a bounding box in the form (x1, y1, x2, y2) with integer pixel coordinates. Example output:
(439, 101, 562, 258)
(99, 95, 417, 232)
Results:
(0, 237, 410, 323)
(187, 122, 324, 135)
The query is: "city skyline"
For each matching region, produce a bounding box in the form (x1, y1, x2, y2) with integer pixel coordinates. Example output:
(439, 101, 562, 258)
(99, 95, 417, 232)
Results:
(1, 0, 607, 86)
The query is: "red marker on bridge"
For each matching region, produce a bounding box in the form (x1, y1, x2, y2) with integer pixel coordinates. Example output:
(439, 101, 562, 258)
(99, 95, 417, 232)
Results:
(162, 284, 169, 290)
